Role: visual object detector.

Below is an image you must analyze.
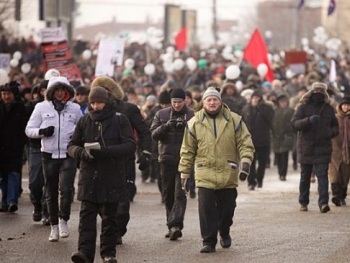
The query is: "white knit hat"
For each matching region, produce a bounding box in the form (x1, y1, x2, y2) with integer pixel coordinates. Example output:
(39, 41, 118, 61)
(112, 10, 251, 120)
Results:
(203, 87, 221, 101)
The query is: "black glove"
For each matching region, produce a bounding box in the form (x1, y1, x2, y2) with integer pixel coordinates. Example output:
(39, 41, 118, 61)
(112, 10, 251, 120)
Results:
(137, 152, 151, 171)
(239, 162, 251, 181)
(309, 115, 320, 125)
(164, 119, 177, 130)
(90, 148, 107, 159)
(81, 149, 93, 162)
(39, 126, 55, 137)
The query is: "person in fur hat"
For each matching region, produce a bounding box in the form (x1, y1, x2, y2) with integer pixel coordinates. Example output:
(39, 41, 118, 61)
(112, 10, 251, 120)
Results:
(291, 82, 339, 213)
(329, 96, 350, 206)
(90, 76, 152, 245)
(26, 76, 83, 241)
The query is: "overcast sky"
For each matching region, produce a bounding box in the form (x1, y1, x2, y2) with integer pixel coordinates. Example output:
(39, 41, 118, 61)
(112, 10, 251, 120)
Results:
(75, 0, 259, 28)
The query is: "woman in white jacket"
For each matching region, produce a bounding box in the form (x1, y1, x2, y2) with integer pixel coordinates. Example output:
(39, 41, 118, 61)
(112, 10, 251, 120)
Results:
(26, 76, 82, 242)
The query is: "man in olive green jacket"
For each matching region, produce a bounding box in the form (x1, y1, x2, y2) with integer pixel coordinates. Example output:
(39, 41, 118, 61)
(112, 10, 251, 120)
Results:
(179, 87, 255, 253)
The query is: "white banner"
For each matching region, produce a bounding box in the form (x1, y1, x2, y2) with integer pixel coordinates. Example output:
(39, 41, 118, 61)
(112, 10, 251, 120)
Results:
(41, 27, 66, 43)
(0, 53, 11, 72)
(95, 38, 125, 77)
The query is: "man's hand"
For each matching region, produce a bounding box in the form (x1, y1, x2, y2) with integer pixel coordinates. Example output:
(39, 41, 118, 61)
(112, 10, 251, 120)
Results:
(137, 151, 151, 171)
(181, 178, 189, 195)
(81, 149, 94, 162)
(239, 162, 251, 181)
(181, 173, 190, 195)
(39, 126, 55, 137)
(164, 119, 177, 130)
(309, 115, 320, 125)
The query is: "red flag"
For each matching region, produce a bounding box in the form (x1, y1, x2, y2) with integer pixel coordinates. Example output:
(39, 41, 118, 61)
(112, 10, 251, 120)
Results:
(174, 27, 187, 51)
(243, 28, 274, 82)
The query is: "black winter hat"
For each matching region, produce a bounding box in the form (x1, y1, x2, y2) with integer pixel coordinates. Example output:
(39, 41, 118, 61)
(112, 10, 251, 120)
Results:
(158, 90, 171, 104)
(88, 86, 109, 103)
(0, 81, 21, 100)
(170, 88, 186, 100)
(251, 89, 263, 99)
(75, 86, 89, 95)
(339, 96, 350, 107)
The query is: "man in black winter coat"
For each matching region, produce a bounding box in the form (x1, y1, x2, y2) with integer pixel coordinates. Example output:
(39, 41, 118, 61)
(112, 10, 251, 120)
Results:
(90, 76, 152, 245)
(291, 82, 339, 213)
(68, 87, 136, 263)
(241, 89, 274, 190)
(0, 81, 27, 213)
(150, 88, 195, 241)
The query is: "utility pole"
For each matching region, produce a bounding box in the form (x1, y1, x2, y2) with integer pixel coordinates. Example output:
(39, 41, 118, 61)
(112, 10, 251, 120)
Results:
(212, 0, 218, 43)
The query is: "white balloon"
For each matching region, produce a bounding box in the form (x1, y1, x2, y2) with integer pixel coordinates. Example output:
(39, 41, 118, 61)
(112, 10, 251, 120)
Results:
(144, 63, 155, 75)
(272, 54, 280, 62)
(301, 37, 309, 46)
(161, 53, 173, 62)
(82, 49, 92, 60)
(257, 63, 268, 77)
(163, 61, 174, 73)
(10, 58, 19, 68)
(92, 49, 98, 56)
(186, 57, 197, 71)
(233, 50, 243, 58)
(45, 69, 60, 80)
(13, 51, 22, 60)
(21, 63, 31, 74)
(235, 80, 243, 92)
(154, 42, 163, 50)
(166, 46, 175, 54)
(0, 69, 9, 85)
(286, 69, 295, 79)
(200, 51, 206, 58)
(225, 65, 240, 80)
(267, 53, 273, 62)
(124, 58, 135, 69)
(147, 27, 156, 36)
(173, 59, 185, 71)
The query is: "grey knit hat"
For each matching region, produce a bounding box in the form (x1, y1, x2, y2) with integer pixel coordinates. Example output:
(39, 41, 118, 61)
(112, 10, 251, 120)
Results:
(203, 87, 221, 101)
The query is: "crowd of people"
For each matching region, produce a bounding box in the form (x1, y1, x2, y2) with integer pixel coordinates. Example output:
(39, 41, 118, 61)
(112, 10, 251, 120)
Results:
(1, 34, 350, 262)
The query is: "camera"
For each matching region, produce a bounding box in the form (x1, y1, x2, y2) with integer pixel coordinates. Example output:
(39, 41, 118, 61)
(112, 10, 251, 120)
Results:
(175, 118, 185, 131)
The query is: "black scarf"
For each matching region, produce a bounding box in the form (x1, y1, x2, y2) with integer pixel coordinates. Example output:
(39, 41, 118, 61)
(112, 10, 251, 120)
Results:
(88, 103, 116, 121)
(52, 99, 67, 112)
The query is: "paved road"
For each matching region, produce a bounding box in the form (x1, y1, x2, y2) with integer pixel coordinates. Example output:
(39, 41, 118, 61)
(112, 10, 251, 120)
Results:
(1, 163, 350, 263)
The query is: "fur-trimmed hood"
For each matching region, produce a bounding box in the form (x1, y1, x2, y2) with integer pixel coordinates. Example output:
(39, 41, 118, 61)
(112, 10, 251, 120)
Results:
(45, 77, 75, 101)
(91, 76, 124, 100)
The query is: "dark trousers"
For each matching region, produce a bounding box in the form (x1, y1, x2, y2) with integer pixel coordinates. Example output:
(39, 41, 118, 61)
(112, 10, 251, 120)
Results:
(198, 187, 237, 247)
(248, 146, 270, 187)
(275, 151, 289, 177)
(42, 154, 76, 225)
(28, 146, 48, 215)
(299, 163, 329, 207)
(160, 163, 187, 229)
(116, 159, 134, 237)
(331, 162, 350, 200)
(78, 201, 119, 261)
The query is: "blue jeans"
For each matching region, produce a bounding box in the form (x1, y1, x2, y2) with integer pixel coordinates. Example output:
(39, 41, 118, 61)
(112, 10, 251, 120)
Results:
(0, 171, 20, 207)
(299, 163, 329, 207)
(42, 154, 76, 225)
(28, 147, 47, 215)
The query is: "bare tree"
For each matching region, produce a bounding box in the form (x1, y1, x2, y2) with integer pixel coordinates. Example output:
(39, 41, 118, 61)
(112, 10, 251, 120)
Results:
(0, 0, 15, 33)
